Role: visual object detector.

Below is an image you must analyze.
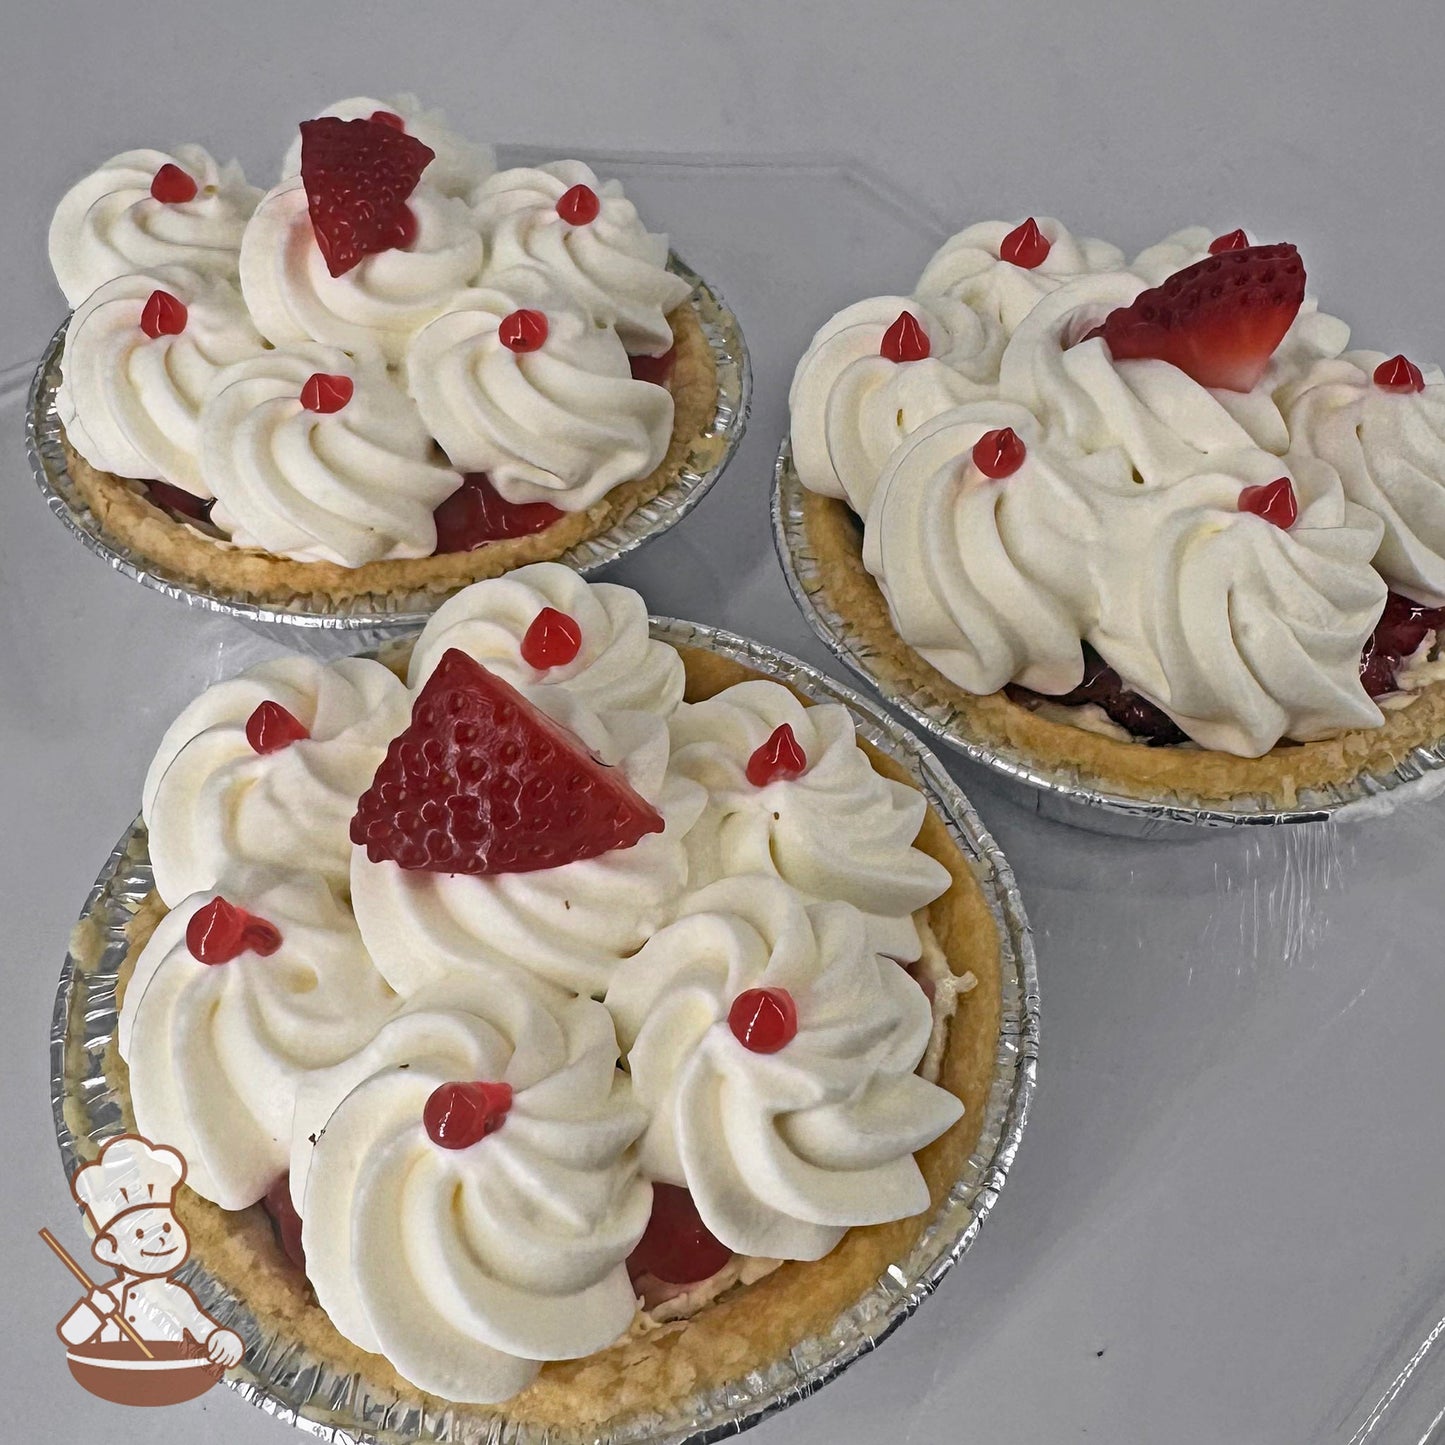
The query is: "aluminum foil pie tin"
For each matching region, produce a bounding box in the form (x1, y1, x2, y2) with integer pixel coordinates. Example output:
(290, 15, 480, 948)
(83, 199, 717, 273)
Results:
(26, 255, 750, 645)
(51, 616, 1039, 1445)
(771, 437, 1445, 838)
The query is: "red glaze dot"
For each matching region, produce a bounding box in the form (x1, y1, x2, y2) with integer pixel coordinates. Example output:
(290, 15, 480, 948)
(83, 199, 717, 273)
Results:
(627, 1183, 733, 1286)
(150, 163, 199, 204)
(728, 987, 799, 1053)
(972, 426, 1027, 479)
(1208, 228, 1249, 254)
(555, 182, 601, 226)
(1238, 476, 1299, 530)
(498, 308, 548, 353)
(745, 723, 807, 787)
(262, 1174, 306, 1273)
(521, 607, 583, 670)
(432, 473, 564, 552)
(1373, 354, 1426, 393)
(140, 289, 188, 339)
(245, 700, 310, 754)
(999, 217, 1051, 269)
(424, 1081, 514, 1149)
(629, 345, 677, 387)
(880, 310, 931, 363)
(299, 372, 354, 414)
(369, 109, 406, 130)
(186, 897, 282, 965)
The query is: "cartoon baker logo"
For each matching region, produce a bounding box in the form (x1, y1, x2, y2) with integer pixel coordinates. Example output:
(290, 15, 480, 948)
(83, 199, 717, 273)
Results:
(41, 1133, 243, 1407)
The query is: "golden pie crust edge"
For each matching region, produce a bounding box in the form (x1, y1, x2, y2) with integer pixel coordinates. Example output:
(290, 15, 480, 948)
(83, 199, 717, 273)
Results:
(60, 299, 720, 608)
(802, 488, 1445, 809)
(69, 645, 1004, 1431)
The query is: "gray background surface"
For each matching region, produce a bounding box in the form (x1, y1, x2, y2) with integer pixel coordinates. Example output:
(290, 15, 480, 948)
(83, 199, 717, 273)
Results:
(4, 3, 1445, 1441)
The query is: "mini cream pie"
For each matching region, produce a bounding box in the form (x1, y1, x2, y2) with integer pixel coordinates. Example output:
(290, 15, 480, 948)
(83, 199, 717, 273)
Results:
(48, 100, 719, 607)
(790, 219, 1445, 807)
(97, 565, 1001, 1425)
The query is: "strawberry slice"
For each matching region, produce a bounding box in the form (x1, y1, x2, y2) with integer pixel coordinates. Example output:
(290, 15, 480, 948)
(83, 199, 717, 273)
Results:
(1084, 243, 1305, 392)
(351, 649, 664, 874)
(298, 116, 436, 278)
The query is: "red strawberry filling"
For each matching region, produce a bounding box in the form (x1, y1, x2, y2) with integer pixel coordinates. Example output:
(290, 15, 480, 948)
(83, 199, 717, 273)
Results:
(1360, 592, 1445, 698)
(1083, 243, 1305, 392)
(431, 474, 564, 553)
(143, 480, 212, 523)
(262, 1175, 306, 1273)
(298, 116, 435, 278)
(423, 1080, 514, 1149)
(627, 1183, 733, 1288)
(628, 345, 677, 387)
(185, 897, 283, 965)
(350, 649, 665, 874)
(1007, 646, 1189, 747)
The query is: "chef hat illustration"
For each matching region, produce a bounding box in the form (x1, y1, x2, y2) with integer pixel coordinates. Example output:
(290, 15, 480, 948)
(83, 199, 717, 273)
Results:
(71, 1134, 187, 1235)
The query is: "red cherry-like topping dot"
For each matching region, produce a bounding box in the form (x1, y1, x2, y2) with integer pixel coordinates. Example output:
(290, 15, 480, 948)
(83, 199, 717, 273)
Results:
(627, 1183, 733, 1287)
(1373, 354, 1426, 393)
(880, 310, 931, 364)
(745, 723, 807, 786)
(972, 426, 1027, 479)
(1000, 217, 1051, 269)
(1238, 476, 1299, 530)
(556, 182, 601, 226)
(521, 607, 583, 670)
(1208, 228, 1249, 254)
(140, 289, 188, 339)
(150, 163, 198, 204)
(262, 1174, 306, 1273)
(424, 1080, 514, 1149)
(499, 308, 548, 353)
(728, 986, 799, 1053)
(245, 700, 310, 754)
(629, 345, 677, 387)
(186, 897, 283, 965)
(369, 109, 406, 130)
(299, 372, 354, 414)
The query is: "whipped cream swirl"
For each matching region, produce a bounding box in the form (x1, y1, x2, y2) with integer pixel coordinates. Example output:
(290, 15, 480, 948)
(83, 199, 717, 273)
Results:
(473, 161, 692, 355)
(1283, 351, 1445, 606)
(915, 217, 1124, 335)
(788, 292, 1001, 511)
(668, 680, 949, 961)
(404, 272, 673, 509)
(143, 654, 410, 905)
(50, 144, 261, 307)
(292, 978, 648, 1403)
(202, 346, 461, 565)
(607, 876, 962, 1260)
(407, 561, 685, 714)
(119, 872, 396, 1211)
(57, 267, 264, 497)
(351, 696, 706, 998)
(280, 94, 495, 201)
(238, 176, 484, 364)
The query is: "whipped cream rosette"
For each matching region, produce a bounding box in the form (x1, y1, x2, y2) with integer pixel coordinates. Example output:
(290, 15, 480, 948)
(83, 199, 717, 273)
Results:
(57, 266, 264, 497)
(404, 270, 673, 510)
(787, 292, 1002, 511)
(143, 653, 410, 905)
(1282, 350, 1445, 606)
(916, 216, 1124, 333)
(290, 977, 649, 1403)
(473, 160, 692, 355)
(118, 871, 397, 1211)
(406, 561, 685, 713)
(239, 175, 485, 364)
(49, 143, 261, 307)
(201, 346, 461, 565)
(280, 93, 495, 201)
(668, 679, 949, 961)
(607, 876, 963, 1261)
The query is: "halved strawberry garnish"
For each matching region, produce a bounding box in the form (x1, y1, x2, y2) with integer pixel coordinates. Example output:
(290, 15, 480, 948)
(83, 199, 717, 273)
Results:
(1084, 243, 1305, 392)
(298, 116, 435, 278)
(432, 474, 563, 553)
(262, 1174, 306, 1273)
(350, 649, 665, 874)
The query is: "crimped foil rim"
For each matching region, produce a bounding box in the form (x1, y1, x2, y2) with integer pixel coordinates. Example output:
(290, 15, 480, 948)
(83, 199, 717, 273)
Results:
(49, 617, 1039, 1445)
(770, 436, 1445, 829)
(25, 254, 750, 631)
